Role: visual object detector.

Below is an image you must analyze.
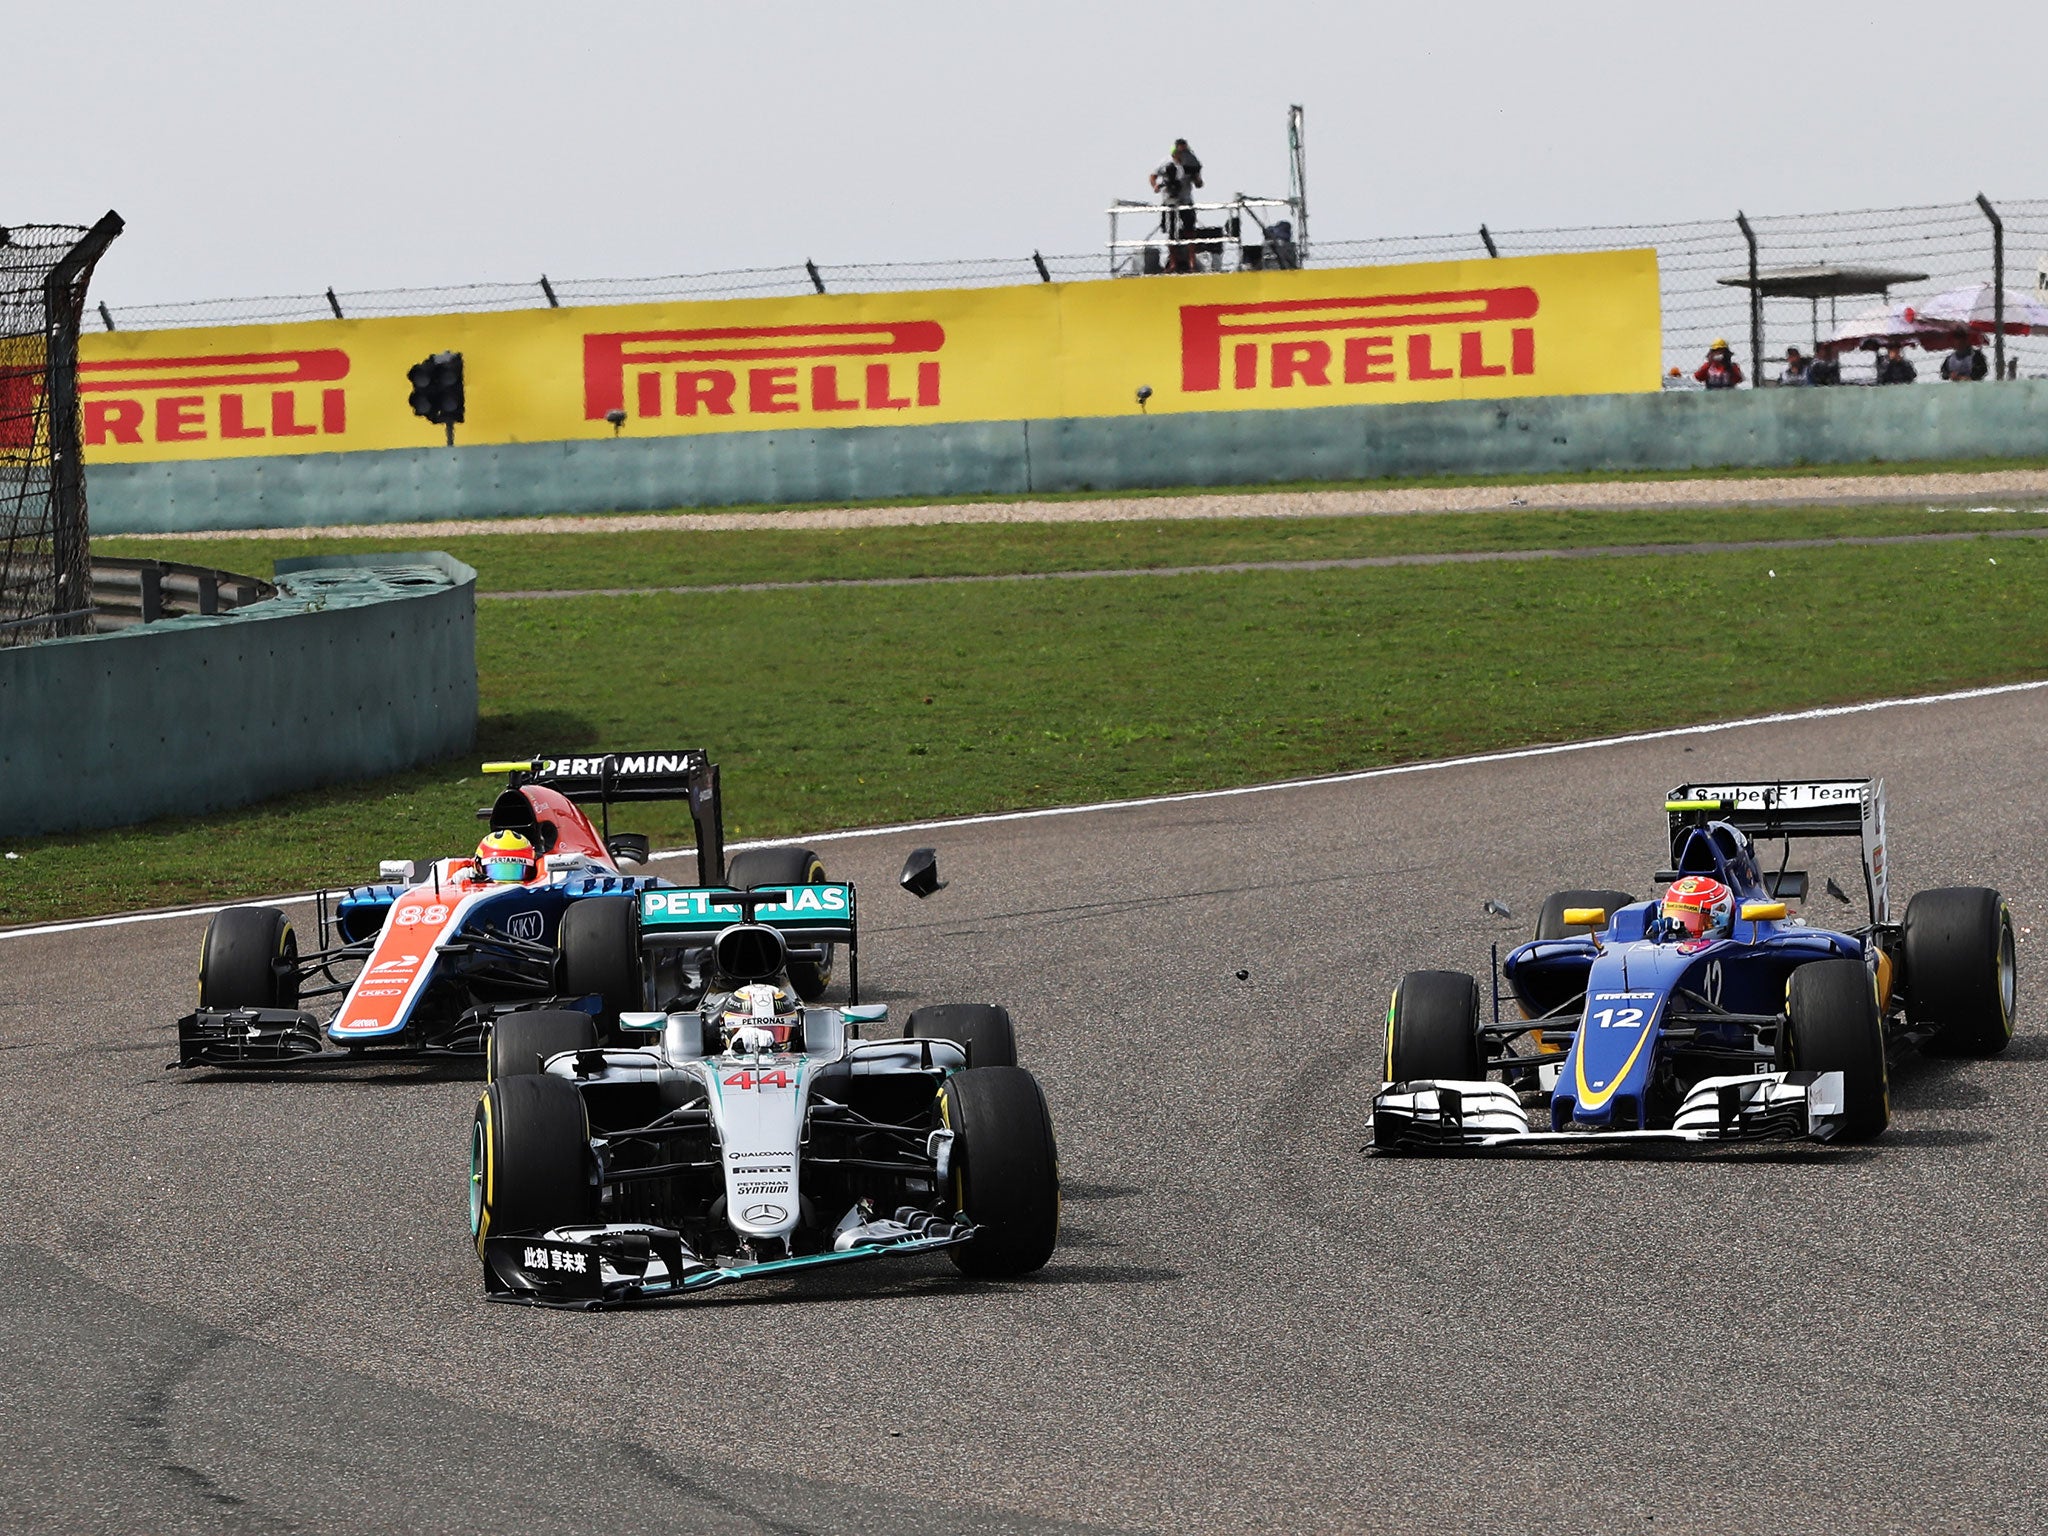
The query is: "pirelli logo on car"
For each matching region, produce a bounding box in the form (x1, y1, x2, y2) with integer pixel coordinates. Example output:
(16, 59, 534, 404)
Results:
(582, 321, 944, 424)
(1178, 288, 1540, 395)
(79, 349, 350, 447)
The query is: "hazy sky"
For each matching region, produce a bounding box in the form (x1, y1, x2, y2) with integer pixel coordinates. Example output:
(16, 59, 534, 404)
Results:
(18, 1, 2042, 306)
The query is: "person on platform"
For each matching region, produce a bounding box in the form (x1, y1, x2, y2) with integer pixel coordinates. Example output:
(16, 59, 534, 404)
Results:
(1780, 347, 1812, 386)
(1149, 139, 1204, 273)
(1876, 343, 1918, 385)
(1693, 339, 1743, 390)
(1939, 338, 1989, 382)
(1807, 350, 1842, 386)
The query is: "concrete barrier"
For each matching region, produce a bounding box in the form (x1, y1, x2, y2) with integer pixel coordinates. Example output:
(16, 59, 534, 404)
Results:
(1, 554, 476, 837)
(85, 381, 2048, 534)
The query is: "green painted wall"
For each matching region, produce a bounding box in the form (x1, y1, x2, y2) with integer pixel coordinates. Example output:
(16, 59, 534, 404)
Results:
(86, 383, 2048, 535)
(1, 555, 476, 837)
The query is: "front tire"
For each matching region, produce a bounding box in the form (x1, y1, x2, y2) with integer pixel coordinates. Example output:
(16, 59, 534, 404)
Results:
(1903, 887, 2016, 1056)
(472, 1075, 595, 1256)
(726, 846, 834, 1001)
(1786, 957, 1889, 1140)
(905, 1003, 1018, 1068)
(487, 1009, 597, 1081)
(197, 905, 299, 1010)
(1385, 970, 1482, 1082)
(558, 897, 642, 1038)
(942, 1066, 1059, 1278)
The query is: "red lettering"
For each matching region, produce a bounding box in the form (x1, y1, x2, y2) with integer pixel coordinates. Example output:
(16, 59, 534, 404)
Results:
(322, 387, 346, 433)
(1459, 331, 1506, 378)
(271, 391, 316, 436)
(1512, 327, 1535, 375)
(864, 363, 911, 410)
(749, 368, 798, 413)
(811, 364, 859, 411)
(677, 371, 736, 415)
(1271, 341, 1331, 388)
(219, 393, 265, 439)
(1407, 334, 1454, 381)
(84, 398, 143, 446)
(637, 372, 662, 418)
(917, 360, 940, 407)
(1234, 344, 1258, 389)
(1342, 336, 1396, 384)
(156, 396, 206, 442)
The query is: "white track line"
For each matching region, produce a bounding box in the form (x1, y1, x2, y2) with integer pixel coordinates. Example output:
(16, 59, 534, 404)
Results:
(7, 676, 2044, 942)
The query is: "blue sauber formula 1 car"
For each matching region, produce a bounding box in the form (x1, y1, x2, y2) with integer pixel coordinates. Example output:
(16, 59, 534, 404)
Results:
(1372, 779, 2018, 1150)
(174, 750, 845, 1067)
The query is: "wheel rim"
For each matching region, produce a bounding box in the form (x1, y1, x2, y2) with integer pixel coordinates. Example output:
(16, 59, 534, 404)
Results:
(469, 1117, 487, 1236)
(1999, 918, 2018, 1026)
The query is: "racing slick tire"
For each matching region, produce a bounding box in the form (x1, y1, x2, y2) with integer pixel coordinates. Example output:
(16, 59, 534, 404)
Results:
(1533, 890, 1636, 942)
(726, 846, 834, 1001)
(1902, 887, 2017, 1056)
(905, 1003, 1018, 1068)
(941, 1065, 1059, 1278)
(559, 897, 642, 1039)
(1385, 970, 1483, 1082)
(487, 1009, 598, 1081)
(197, 905, 300, 1010)
(472, 1074, 595, 1257)
(1786, 958, 1889, 1140)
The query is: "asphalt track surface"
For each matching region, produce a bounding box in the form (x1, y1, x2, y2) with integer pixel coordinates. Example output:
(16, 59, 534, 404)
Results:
(4, 689, 2046, 1533)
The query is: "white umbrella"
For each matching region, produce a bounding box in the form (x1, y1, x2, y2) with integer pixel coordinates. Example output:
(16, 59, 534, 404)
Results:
(1913, 282, 2048, 335)
(1824, 299, 1961, 354)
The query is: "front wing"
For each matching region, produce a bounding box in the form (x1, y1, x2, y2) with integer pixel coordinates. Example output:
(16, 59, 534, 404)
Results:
(1372, 1071, 1846, 1152)
(482, 1209, 977, 1308)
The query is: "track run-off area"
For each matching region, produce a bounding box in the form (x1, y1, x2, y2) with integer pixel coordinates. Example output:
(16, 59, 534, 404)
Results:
(2, 683, 2044, 1533)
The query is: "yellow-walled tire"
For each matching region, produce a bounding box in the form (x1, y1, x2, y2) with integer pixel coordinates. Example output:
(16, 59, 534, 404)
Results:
(471, 1075, 594, 1258)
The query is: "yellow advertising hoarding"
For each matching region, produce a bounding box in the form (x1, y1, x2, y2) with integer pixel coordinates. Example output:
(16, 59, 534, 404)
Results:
(76, 251, 1659, 464)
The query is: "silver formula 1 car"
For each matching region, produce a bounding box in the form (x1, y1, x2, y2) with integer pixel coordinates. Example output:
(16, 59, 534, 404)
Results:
(1373, 779, 2017, 1152)
(469, 849, 1062, 1305)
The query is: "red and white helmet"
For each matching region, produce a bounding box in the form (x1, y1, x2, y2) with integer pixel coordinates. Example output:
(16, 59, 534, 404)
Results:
(1662, 875, 1734, 940)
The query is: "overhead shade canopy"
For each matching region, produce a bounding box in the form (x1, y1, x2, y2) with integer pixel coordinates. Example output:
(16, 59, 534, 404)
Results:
(1715, 264, 1930, 299)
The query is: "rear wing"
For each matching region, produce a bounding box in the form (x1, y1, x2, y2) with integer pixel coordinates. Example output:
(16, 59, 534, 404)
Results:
(637, 883, 857, 945)
(484, 750, 725, 882)
(1667, 779, 1888, 922)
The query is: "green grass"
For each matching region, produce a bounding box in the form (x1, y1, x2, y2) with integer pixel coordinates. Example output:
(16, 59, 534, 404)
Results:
(9, 532, 2047, 927)
(98, 503, 2048, 594)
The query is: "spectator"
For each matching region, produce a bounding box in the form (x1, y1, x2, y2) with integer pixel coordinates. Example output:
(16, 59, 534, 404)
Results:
(1781, 347, 1812, 386)
(1939, 339, 1989, 381)
(1876, 344, 1917, 385)
(1693, 339, 1744, 389)
(1807, 350, 1842, 386)
(1149, 139, 1204, 273)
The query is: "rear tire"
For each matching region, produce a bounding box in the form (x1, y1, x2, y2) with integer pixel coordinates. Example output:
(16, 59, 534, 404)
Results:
(1534, 889, 1636, 941)
(726, 846, 834, 1001)
(1903, 887, 2016, 1056)
(1385, 970, 1482, 1082)
(487, 1009, 597, 1082)
(1786, 958, 1889, 1140)
(197, 905, 298, 1010)
(472, 1074, 595, 1256)
(906, 1003, 1018, 1068)
(559, 897, 642, 1038)
(942, 1066, 1059, 1278)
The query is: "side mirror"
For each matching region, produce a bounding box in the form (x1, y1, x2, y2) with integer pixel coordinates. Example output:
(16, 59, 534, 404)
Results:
(1560, 907, 1608, 929)
(842, 1004, 889, 1026)
(900, 846, 947, 899)
(378, 859, 422, 884)
(606, 833, 651, 866)
(1739, 902, 1788, 923)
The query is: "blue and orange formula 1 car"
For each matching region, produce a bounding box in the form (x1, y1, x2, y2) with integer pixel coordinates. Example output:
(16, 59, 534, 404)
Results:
(1373, 780, 2017, 1151)
(174, 750, 844, 1067)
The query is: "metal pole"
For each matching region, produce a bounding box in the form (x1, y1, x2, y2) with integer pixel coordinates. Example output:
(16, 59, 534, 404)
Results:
(1976, 193, 2005, 382)
(97, 302, 115, 331)
(1287, 104, 1309, 264)
(805, 260, 825, 295)
(43, 210, 124, 638)
(539, 274, 559, 308)
(1479, 225, 1499, 258)
(1032, 250, 1051, 283)
(325, 287, 343, 319)
(1736, 211, 1761, 387)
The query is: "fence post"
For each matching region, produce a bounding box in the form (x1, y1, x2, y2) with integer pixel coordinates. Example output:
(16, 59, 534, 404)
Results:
(805, 260, 826, 295)
(1735, 211, 1761, 387)
(538, 274, 559, 308)
(1479, 225, 1499, 258)
(325, 287, 343, 319)
(1032, 250, 1052, 283)
(1976, 193, 2005, 381)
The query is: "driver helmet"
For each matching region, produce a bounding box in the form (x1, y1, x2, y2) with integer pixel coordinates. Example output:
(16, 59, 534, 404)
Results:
(474, 830, 538, 884)
(1662, 874, 1734, 940)
(720, 982, 800, 1053)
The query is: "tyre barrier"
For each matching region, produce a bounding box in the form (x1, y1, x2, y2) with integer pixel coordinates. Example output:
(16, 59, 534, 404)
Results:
(0, 552, 476, 837)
